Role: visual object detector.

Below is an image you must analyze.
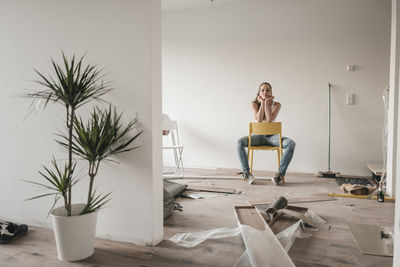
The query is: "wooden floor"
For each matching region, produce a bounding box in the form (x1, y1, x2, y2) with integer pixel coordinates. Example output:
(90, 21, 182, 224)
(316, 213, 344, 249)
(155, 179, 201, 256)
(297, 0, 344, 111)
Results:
(0, 168, 395, 267)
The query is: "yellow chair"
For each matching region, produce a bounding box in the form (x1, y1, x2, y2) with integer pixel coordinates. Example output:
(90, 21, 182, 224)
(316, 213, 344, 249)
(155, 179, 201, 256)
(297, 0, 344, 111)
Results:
(247, 122, 285, 183)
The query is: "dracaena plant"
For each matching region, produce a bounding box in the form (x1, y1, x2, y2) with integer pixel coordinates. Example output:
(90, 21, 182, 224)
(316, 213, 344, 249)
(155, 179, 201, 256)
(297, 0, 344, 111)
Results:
(57, 106, 142, 213)
(23, 53, 141, 216)
(25, 158, 77, 213)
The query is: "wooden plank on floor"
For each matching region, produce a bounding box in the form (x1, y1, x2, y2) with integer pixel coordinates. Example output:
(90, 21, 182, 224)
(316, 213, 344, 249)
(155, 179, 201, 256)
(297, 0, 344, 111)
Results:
(234, 206, 295, 267)
(168, 174, 241, 179)
(269, 215, 299, 235)
(366, 163, 383, 176)
(234, 206, 266, 231)
(248, 195, 336, 206)
(186, 185, 236, 194)
(347, 223, 393, 257)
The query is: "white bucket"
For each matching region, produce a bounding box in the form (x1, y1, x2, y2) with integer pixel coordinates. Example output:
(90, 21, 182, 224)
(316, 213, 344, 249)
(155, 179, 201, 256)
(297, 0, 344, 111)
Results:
(51, 203, 98, 261)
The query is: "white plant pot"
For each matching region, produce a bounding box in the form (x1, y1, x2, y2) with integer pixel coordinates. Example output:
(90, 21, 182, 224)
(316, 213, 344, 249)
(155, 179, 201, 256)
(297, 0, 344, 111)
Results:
(51, 203, 98, 261)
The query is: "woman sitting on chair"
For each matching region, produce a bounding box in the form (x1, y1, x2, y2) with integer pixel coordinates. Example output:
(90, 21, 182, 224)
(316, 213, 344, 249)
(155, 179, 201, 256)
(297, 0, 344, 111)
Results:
(237, 82, 295, 185)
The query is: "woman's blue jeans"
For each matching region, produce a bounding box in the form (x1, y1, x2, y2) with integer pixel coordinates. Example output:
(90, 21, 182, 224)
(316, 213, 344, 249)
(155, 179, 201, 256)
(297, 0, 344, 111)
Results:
(237, 135, 295, 176)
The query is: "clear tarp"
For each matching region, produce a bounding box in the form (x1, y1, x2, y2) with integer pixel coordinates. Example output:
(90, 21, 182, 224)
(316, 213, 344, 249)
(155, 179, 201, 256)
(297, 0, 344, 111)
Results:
(169, 208, 329, 266)
(182, 191, 225, 199)
(169, 227, 241, 248)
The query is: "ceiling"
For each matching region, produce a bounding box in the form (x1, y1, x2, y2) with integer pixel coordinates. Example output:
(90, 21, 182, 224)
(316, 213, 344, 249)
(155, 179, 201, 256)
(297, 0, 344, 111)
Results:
(162, 0, 242, 12)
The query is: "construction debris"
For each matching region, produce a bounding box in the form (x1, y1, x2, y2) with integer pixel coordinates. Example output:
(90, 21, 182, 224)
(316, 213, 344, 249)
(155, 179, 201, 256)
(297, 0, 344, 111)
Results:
(380, 231, 390, 239)
(340, 184, 376, 195)
(163, 180, 187, 219)
(169, 196, 329, 267)
(173, 203, 183, 212)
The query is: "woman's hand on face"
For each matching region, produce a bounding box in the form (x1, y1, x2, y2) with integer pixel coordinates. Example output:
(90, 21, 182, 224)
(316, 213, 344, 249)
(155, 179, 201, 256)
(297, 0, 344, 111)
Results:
(257, 95, 265, 103)
(265, 96, 274, 106)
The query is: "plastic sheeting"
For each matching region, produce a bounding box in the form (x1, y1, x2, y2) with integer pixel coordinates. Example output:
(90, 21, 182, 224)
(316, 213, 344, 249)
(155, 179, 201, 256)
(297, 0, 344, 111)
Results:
(233, 250, 251, 267)
(232, 223, 310, 267)
(232, 222, 314, 266)
(276, 221, 312, 252)
(169, 207, 328, 247)
(169, 208, 328, 266)
(182, 191, 225, 199)
(169, 221, 314, 252)
(170, 225, 296, 267)
(238, 224, 295, 267)
(169, 227, 241, 248)
(279, 208, 329, 230)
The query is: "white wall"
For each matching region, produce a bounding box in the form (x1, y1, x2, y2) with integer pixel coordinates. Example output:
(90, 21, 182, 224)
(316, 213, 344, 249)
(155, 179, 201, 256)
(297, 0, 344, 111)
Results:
(162, 0, 391, 176)
(0, 0, 162, 245)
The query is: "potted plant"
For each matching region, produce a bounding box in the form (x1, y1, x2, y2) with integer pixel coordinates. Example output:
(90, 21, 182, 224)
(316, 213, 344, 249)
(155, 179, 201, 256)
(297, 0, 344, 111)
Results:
(24, 53, 142, 261)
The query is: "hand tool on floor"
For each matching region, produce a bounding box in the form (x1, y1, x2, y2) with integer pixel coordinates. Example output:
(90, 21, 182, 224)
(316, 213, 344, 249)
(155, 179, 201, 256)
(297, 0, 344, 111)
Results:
(380, 230, 389, 239)
(266, 196, 288, 222)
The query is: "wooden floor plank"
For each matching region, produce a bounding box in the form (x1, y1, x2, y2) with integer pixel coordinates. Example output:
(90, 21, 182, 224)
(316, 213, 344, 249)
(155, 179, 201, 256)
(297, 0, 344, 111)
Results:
(249, 194, 337, 206)
(347, 223, 393, 257)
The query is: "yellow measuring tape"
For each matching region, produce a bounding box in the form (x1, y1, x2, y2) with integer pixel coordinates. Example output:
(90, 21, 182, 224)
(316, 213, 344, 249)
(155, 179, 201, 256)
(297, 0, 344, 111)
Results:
(328, 193, 395, 202)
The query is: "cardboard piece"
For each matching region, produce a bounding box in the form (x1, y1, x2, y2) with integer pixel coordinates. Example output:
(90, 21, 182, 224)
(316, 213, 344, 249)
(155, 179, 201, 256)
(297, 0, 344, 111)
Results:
(340, 184, 375, 195)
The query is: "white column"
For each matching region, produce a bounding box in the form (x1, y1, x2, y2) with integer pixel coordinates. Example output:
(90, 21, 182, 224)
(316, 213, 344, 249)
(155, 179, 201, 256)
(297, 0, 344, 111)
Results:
(388, 0, 400, 198)
(392, 0, 400, 265)
(151, 0, 163, 245)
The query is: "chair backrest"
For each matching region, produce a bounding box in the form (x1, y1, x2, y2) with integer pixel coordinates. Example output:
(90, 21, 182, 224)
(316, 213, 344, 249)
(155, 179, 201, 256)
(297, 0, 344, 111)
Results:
(248, 122, 282, 148)
(162, 114, 181, 146)
(163, 119, 178, 132)
(162, 114, 177, 131)
(249, 122, 282, 135)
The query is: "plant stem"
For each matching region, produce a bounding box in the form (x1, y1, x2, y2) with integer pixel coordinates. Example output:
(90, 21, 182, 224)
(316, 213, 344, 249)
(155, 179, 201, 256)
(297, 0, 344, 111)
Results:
(87, 162, 94, 204)
(87, 176, 95, 205)
(66, 107, 75, 216)
(62, 192, 67, 215)
(87, 161, 100, 205)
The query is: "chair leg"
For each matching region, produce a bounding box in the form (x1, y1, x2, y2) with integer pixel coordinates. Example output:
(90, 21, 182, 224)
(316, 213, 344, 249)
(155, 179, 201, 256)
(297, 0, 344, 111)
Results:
(276, 149, 285, 183)
(173, 148, 180, 173)
(173, 147, 184, 178)
(171, 132, 179, 166)
(172, 147, 184, 178)
(250, 150, 254, 173)
(178, 147, 184, 178)
(247, 148, 250, 172)
(279, 148, 285, 183)
(277, 150, 281, 172)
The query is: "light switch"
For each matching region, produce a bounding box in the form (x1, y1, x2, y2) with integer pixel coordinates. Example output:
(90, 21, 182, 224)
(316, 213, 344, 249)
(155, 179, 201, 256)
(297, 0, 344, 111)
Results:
(346, 93, 354, 105)
(346, 65, 355, 72)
